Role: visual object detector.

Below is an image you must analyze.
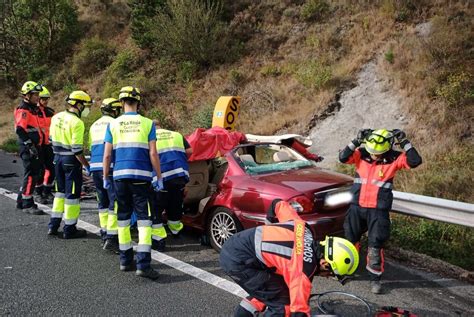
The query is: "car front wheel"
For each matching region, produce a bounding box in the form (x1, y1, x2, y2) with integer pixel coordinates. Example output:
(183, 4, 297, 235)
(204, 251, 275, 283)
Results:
(208, 207, 242, 252)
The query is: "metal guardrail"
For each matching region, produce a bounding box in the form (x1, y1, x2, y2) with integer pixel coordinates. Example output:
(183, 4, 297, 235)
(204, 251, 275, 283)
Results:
(392, 191, 474, 228)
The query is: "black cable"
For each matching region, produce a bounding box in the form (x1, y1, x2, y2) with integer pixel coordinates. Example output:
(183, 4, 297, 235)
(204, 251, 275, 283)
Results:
(310, 291, 372, 317)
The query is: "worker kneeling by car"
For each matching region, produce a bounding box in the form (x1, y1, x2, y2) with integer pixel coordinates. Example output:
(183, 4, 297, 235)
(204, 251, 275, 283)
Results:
(220, 199, 359, 317)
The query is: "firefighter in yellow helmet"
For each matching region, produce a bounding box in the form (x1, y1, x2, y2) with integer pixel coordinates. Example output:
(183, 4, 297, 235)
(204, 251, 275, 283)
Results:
(48, 90, 93, 239)
(220, 200, 359, 316)
(339, 128, 422, 294)
(14, 81, 45, 214)
(34, 86, 56, 204)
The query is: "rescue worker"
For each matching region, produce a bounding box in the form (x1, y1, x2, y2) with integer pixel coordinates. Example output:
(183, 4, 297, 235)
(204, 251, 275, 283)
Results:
(103, 86, 162, 279)
(220, 199, 359, 317)
(339, 128, 422, 294)
(48, 91, 93, 239)
(34, 86, 55, 204)
(14, 81, 45, 214)
(150, 124, 193, 251)
(89, 98, 122, 251)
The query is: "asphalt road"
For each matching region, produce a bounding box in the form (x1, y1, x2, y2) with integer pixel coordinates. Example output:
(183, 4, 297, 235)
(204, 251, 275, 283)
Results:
(0, 150, 473, 316)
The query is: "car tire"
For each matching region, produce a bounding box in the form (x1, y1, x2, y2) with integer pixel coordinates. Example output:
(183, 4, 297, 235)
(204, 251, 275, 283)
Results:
(207, 207, 243, 252)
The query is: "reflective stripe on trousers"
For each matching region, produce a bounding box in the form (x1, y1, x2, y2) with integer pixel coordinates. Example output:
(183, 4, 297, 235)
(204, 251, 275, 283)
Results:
(152, 223, 167, 241)
(98, 208, 108, 230)
(118, 219, 132, 251)
(107, 209, 118, 235)
(167, 220, 183, 234)
(64, 198, 80, 225)
(137, 220, 152, 253)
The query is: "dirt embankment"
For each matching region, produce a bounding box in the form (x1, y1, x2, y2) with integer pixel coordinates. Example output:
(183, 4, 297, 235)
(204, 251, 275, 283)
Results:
(308, 57, 408, 168)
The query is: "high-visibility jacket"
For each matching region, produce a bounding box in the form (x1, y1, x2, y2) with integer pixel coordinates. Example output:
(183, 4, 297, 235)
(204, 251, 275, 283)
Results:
(222, 201, 318, 316)
(14, 100, 43, 146)
(153, 129, 189, 182)
(89, 115, 115, 172)
(36, 105, 55, 145)
(50, 111, 85, 162)
(339, 141, 422, 210)
(104, 112, 156, 181)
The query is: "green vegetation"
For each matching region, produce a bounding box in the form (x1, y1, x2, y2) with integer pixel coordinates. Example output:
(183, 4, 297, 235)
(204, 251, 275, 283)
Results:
(384, 48, 394, 64)
(72, 37, 116, 78)
(294, 60, 332, 90)
(390, 216, 474, 270)
(1, 0, 80, 83)
(0, 138, 19, 153)
(301, 0, 330, 22)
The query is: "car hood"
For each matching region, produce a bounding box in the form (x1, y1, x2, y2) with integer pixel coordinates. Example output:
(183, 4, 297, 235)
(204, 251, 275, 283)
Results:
(251, 167, 353, 193)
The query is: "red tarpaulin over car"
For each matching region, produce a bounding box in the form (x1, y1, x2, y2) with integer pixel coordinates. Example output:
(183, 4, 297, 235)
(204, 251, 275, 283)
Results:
(186, 127, 247, 161)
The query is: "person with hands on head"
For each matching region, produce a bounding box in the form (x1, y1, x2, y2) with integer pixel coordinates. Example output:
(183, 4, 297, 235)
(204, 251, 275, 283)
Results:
(149, 121, 193, 252)
(14, 81, 45, 214)
(339, 128, 422, 294)
(89, 98, 122, 251)
(48, 90, 92, 239)
(102, 86, 161, 280)
(220, 199, 359, 317)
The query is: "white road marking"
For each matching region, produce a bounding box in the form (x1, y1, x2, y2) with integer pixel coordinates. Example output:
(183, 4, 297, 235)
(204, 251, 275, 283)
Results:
(0, 187, 247, 298)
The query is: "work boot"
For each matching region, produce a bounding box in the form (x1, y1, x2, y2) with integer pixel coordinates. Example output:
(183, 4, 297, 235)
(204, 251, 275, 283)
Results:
(371, 280, 383, 294)
(103, 238, 119, 253)
(63, 229, 87, 239)
(23, 204, 45, 215)
(120, 261, 136, 272)
(47, 228, 59, 236)
(136, 267, 160, 280)
(152, 239, 166, 252)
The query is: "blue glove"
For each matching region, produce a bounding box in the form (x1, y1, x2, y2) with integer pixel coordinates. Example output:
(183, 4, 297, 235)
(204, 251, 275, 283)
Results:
(103, 178, 111, 190)
(152, 178, 164, 192)
(83, 165, 91, 176)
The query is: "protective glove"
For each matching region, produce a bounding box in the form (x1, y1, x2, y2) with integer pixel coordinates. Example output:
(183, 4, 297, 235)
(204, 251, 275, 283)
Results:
(152, 178, 164, 192)
(392, 129, 407, 142)
(83, 165, 91, 177)
(26, 143, 38, 158)
(315, 156, 324, 162)
(357, 128, 373, 142)
(103, 178, 111, 190)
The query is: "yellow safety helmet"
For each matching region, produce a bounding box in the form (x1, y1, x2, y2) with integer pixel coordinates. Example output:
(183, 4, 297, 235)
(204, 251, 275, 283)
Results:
(39, 86, 51, 98)
(365, 129, 393, 155)
(101, 98, 122, 117)
(21, 81, 43, 95)
(118, 86, 141, 102)
(66, 90, 93, 107)
(321, 236, 359, 276)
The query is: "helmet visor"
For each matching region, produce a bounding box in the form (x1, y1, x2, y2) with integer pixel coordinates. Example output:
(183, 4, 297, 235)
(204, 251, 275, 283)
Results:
(365, 133, 392, 144)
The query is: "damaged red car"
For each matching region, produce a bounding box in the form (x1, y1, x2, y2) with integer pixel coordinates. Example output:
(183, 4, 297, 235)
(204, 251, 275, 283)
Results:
(182, 128, 353, 251)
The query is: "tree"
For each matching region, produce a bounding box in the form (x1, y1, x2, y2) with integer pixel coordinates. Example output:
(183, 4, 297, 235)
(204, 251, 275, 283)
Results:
(0, 0, 80, 84)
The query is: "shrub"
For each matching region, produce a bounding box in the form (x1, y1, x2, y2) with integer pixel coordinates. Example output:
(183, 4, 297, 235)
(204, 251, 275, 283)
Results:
(300, 0, 330, 21)
(294, 60, 332, 90)
(229, 68, 244, 85)
(260, 65, 282, 77)
(0, 138, 19, 153)
(435, 72, 472, 107)
(177, 61, 199, 83)
(147, 108, 176, 130)
(102, 49, 141, 97)
(384, 48, 394, 64)
(147, 0, 236, 66)
(190, 104, 214, 130)
(71, 37, 116, 78)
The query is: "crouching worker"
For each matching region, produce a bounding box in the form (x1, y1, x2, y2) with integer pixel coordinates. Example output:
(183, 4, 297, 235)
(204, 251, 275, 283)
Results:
(220, 199, 359, 317)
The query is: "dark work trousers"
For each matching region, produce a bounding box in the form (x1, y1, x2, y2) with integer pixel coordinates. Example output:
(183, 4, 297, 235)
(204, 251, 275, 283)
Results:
(114, 180, 152, 270)
(153, 177, 186, 224)
(40, 144, 55, 186)
(344, 205, 390, 280)
(18, 143, 41, 208)
(220, 249, 290, 317)
(48, 155, 82, 235)
(92, 171, 116, 239)
(225, 266, 290, 316)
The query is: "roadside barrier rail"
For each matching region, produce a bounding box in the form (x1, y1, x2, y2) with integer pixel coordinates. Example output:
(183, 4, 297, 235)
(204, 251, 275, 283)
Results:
(392, 191, 474, 228)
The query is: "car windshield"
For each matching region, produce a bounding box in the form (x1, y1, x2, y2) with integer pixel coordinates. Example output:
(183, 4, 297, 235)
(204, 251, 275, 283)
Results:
(234, 144, 315, 175)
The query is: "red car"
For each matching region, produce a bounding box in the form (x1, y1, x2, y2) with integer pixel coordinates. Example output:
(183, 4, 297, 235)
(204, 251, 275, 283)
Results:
(182, 141, 353, 251)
